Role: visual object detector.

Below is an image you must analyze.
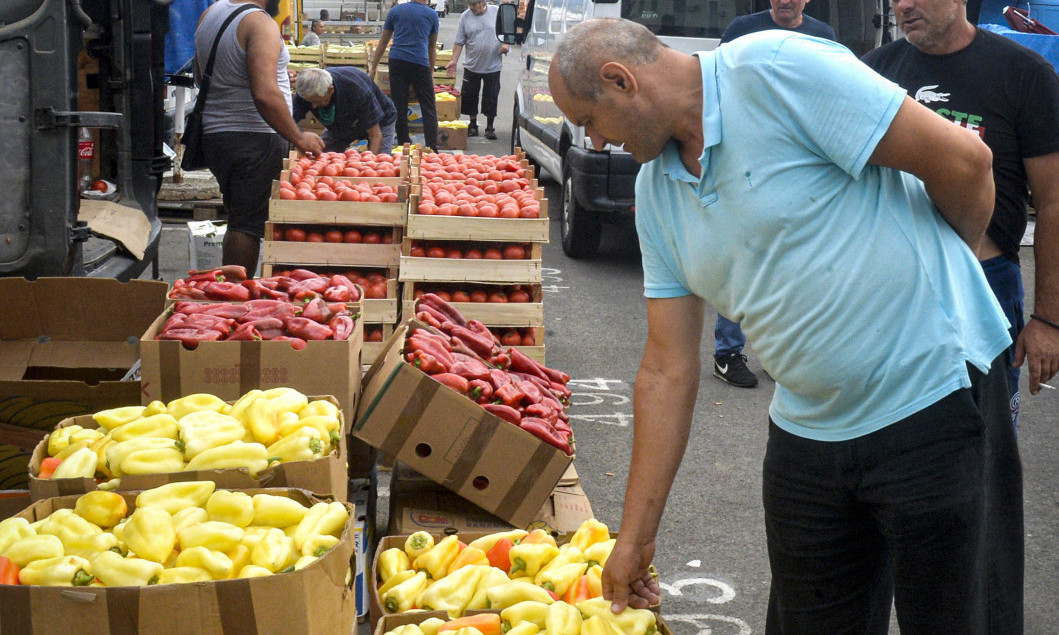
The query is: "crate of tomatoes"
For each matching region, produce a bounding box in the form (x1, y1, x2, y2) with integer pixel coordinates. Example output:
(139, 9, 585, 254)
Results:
(399, 239, 540, 284)
(401, 282, 542, 327)
(265, 223, 402, 269)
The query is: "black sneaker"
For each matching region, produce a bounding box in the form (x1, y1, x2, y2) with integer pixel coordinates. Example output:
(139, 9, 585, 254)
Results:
(713, 353, 758, 388)
(467, 126, 479, 137)
(484, 128, 497, 140)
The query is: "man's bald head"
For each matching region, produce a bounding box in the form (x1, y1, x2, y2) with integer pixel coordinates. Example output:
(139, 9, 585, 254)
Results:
(552, 19, 665, 100)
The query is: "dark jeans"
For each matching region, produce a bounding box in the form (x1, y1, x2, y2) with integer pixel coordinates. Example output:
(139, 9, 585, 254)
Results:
(980, 254, 1025, 428)
(763, 354, 1017, 634)
(460, 69, 501, 123)
(389, 58, 438, 150)
(203, 131, 285, 239)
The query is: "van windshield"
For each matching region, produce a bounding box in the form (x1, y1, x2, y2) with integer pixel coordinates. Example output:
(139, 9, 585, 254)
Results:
(621, 0, 729, 38)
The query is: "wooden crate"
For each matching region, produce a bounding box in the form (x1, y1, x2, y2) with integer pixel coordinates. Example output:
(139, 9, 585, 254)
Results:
(268, 182, 408, 226)
(499, 326, 545, 364)
(401, 282, 543, 326)
(286, 45, 323, 64)
(283, 151, 411, 179)
(264, 223, 402, 268)
(361, 322, 395, 367)
(399, 239, 542, 284)
(406, 193, 548, 242)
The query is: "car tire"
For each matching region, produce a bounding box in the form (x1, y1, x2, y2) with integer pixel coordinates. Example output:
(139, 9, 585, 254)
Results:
(560, 159, 602, 259)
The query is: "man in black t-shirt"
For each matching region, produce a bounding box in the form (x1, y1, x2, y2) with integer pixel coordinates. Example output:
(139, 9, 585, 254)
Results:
(707, 0, 836, 391)
(863, 1, 1059, 633)
(293, 67, 398, 154)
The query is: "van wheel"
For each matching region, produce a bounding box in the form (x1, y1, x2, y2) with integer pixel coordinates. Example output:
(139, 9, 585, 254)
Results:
(560, 160, 602, 258)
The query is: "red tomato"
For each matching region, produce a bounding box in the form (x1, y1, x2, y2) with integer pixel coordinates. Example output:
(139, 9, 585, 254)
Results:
(317, 190, 339, 201)
(410, 246, 427, 257)
(322, 164, 342, 177)
(503, 245, 526, 260)
(381, 233, 394, 244)
(296, 190, 317, 201)
(452, 291, 471, 303)
(488, 292, 508, 303)
(307, 232, 325, 243)
(457, 204, 477, 217)
(418, 202, 438, 215)
(362, 232, 382, 244)
(272, 227, 284, 241)
(499, 206, 519, 219)
(367, 282, 388, 299)
(279, 188, 297, 200)
(426, 246, 446, 258)
(500, 329, 522, 346)
(508, 289, 531, 303)
(483, 248, 503, 260)
(469, 289, 488, 302)
(464, 249, 482, 260)
(284, 227, 307, 242)
(446, 249, 463, 259)
(340, 189, 361, 202)
(520, 331, 536, 346)
(343, 230, 362, 243)
(325, 230, 344, 243)
(434, 291, 452, 302)
(366, 328, 384, 342)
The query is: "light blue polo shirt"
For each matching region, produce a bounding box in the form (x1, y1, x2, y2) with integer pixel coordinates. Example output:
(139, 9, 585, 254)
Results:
(635, 31, 1011, 441)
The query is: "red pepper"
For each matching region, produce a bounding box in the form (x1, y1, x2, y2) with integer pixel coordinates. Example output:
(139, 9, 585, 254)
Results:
(418, 293, 467, 327)
(286, 269, 320, 281)
(519, 417, 573, 455)
(204, 281, 251, 302)
(509, 348, 550, 382)
(407, 333, 455, 369)
(415, 304, 452, 330)
(242, 279, 288, 301)
(156, 328, 222, 349)
(227, 322, 262, 341)
(190, 265, 247, 281)
(469, 379, 493, 403)
(0, 556, 21, 585)
(483, 403, 521, 425)
(172, 301, 212, 315)
(38, 457, 63, 479)
(524, 402, 559, 425)
(273, 335, 307, 350)
(489, 369, 512, 390)
(182, 313, 235, 335)
(323, 285, 352, 302)
(169, 285, 209, 300)
(242, 304, 297, 322)
(257, 278, 283, 290)
(242, 316, 285, 331)
(494, 383, 526, 408)
(486, 538, 514, 573)
(329, 314, 354, 341)
(182, 269, 224, 284)
(550, 381, 572, 402)
(290, 277, 329, 295)
(450, 325, 495, 358)
(407, 350, 448, 374)
(328, 274, 361, 301)
(300, 298, 333, 324)
(285, 317, 334, 340)
(432, 373, 470, 395)
(415, 310, 443, 330)
(449, 354, 492, 382)
(244, 299, 288, 311)
(516, 378, 544, 404)
(202, 303, 250, 320)
(488, 352, 511, 369)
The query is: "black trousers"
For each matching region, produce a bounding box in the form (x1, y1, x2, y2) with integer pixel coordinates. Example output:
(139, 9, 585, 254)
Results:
(388, 58, 438, 150)
(460, 69, 501, 122)
(203, 131, 285, 239)
(763, 354, 1018, 634)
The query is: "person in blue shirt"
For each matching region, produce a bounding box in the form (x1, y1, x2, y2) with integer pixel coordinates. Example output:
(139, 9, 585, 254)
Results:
(293, 67, 398, 154)
(369, 0, 440, 150)
(549, 18, 1011, 634)
(706, 0, 836, 390)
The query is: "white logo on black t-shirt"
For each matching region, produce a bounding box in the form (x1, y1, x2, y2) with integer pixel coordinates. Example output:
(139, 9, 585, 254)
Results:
(914, 85, 950, 104)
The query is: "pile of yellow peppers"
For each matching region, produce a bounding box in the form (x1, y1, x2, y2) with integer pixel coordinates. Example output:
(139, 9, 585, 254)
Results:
(40, 388, 342, 482)
(376, 519, 618, 619)
(0, 481, 349, 586)
(379, 597, 658, 635)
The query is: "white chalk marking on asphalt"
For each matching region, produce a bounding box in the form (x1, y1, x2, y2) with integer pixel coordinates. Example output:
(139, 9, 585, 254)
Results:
(687, 560, 701, 568)
(568, 378, 627, 391)
(660, 578, 737, 604)
(663, 614, 752, 635)
(568, 412, 633, 427)
(569, 393, 630, 407)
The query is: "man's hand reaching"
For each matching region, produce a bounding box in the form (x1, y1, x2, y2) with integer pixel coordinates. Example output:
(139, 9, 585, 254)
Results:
(601, 537, 661, 613)
(296, 131, 325, 156)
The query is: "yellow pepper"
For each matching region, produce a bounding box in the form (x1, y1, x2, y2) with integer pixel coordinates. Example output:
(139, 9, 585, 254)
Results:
(535, 563, 587, 598)
(536, 546, 585, 577)
(292, 554, 318, 570)
(501, 601, 551, 630)
(143, 400, 166, 416)
(177, 546, 234, 580)
(292, 501, 348, 550)
(418, 563, 486, 617)
(381, 570, 430, 613)
(177, 411, 246, 459)
(387, 626, 425, 635)
(544, 601, 582, 635)
(519, 529, 558, 548)
(3, 534, 65, 567)
(226, 544, 252, 578)
(135, 481, 215, 515)
(38, 508, 102, 548)
(585, 565, 603, 599)
(299, 398, 339, 420)
(266, 427, 326, 464)
(466, 529, 528, 555)
(582, 540, 615, 569)
(89, 436, 117, 479)
(123, 507, 176, 563)
(109, 413, 179, 443)
(18, 555, 95, 586)
(172, 506, 210, 533)
(486, 581, 556, 609)
(91, 551, 164, 586)
(158, 566, 213, 585)
(74, 490, 128, 529)
(509, 542, 559, 578)
(277, 414, 340, 444)
(505, 624, 540, 635)
(0, 517, 37, 553)
(575, 598, 657, 635)
(237, 564, 274, 578)
(446, 546, 489, 577)
(263, 388, 309, 415)
(466, 565, 512, 611)
(378, 547, 412, 584)
(69, 427, 104, 447)
(404, 530, 435, 560)
(227, 389, 265, 422)
(93, 405, 147, 430)
(567, 520, 610, 553)
(166, 393, 228, 420)
(378, 568, 416, 598)
(105, 437, 180, 476)
(239, 526, 273, 551)
(122, 447, 186, 475)
(51, 447, 98, 479)
(206, 490, 256, 527)
(252, 494, 308, 527)
(301, 534, 340, 558)
(184, 441, 269, 477)
(246, 397, 279, 446)
(48, 425, 85, 456)
(177, 521, 244, 552)
(64, 531, 120, 561)
(579, 616, 623, 635)
(416, 617, 448, 635)
(250, 527, 296, 572)
(413, 534, 461, 579)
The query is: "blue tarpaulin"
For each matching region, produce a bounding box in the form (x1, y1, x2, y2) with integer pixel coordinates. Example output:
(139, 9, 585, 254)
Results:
(980, 23, 1059, 72)
(166, 0, 212, 75)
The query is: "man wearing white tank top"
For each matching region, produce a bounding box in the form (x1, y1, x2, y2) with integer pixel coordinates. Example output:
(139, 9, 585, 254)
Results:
(194, 0, 324, 274)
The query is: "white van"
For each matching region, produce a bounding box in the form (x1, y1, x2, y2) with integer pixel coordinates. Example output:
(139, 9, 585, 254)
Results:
(497, 0, 884, 257)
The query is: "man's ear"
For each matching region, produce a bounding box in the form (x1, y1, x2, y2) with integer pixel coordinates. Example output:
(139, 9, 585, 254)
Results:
(599, 62, 637, 95)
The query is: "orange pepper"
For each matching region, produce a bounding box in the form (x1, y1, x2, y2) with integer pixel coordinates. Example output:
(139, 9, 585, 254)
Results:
(486, 538, 514, 573)
(437, 613, 502, 635)
(562, 574, 592, 604)
(518, 528, 557, 548)
(0, 556, 20, 585)
(38, 457, 63, 480)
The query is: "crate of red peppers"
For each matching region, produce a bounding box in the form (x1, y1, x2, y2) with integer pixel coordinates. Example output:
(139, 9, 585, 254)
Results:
(168, 266, 363, 304)
(355, 295, 573, 528)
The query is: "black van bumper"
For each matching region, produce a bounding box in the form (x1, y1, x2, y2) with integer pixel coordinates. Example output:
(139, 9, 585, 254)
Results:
(565, 147, 639, 214)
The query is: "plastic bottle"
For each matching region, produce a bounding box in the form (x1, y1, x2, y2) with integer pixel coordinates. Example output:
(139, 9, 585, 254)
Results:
(78, 127, 96, 192)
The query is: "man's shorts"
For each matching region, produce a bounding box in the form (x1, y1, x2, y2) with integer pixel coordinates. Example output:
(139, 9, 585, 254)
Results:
(203, 131, 286, 239)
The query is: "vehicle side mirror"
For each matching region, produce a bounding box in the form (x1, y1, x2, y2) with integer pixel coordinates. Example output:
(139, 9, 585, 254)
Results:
(496, 0, 533, 46)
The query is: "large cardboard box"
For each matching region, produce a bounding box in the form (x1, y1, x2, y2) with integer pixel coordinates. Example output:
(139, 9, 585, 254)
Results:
(139, 310, 363, 428)
(436, 126, 467, 151)
(354, 322, 572, 528)
(27, 395, 348, 501)
(1, 488, 357, 634)
(0, 278, 169, 468)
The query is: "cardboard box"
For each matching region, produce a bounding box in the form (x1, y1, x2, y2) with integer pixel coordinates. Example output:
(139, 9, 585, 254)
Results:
(436, 126, 467, 151)
(187, 220, 226, 271)
(435, 96, 460, 122)
(354, 322, 572, 528)
(0, 490, 30, 520)
(139, 310, 363, 430)
(350, 478, 376, 619)
(27, 396, 348, 501)
(0, 277, 169, 451)
(3, 488, 357, 634)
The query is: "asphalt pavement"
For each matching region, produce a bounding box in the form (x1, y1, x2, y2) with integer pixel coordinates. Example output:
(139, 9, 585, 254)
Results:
(152, 13, 1059, 634)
